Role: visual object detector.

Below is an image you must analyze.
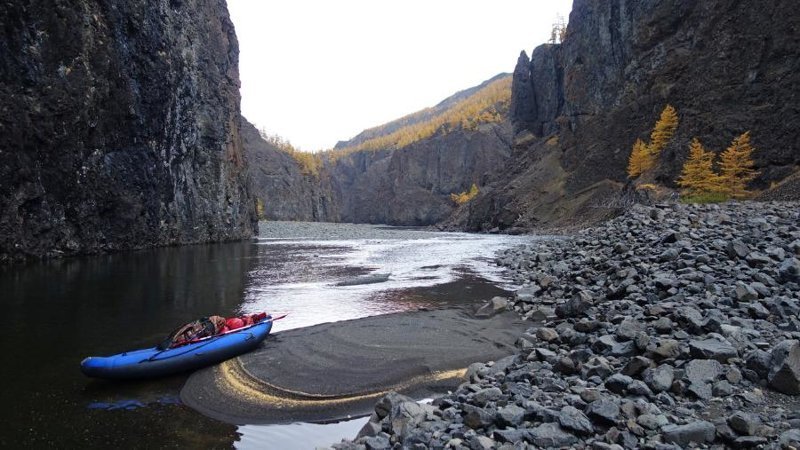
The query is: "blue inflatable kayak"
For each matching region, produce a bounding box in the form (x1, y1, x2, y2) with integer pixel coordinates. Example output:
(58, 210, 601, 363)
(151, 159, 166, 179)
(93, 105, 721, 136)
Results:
(81, 317, 274, 380)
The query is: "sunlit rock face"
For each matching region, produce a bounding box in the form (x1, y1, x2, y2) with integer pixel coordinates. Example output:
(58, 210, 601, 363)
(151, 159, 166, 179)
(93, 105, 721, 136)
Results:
(326, 120, 513, 226)
(241, 118, 336, 222)
(455, 0, 800, 231)
(0, 0, 257, 262)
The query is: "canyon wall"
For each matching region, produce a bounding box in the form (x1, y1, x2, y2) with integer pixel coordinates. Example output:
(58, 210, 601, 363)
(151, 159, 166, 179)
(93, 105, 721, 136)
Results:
(0, 0, 256, 262)
(455, 0, 800, 230)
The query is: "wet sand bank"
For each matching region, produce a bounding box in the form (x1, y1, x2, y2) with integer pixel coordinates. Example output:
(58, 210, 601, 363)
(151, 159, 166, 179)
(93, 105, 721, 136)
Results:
(181, 306, 528, 424)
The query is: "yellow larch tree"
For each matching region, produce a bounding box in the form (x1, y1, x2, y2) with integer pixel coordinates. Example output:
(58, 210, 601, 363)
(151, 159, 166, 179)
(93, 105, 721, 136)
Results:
(627, 138, 653, 178)
(649, 104, 679, 156)
(719, 131, 758, 199)
(450, 184, 479, 205)
(677, 138, 722, 196)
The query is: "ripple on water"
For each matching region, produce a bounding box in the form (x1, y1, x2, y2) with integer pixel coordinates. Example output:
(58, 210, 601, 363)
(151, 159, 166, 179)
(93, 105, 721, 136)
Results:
(242, 222, 539, 331)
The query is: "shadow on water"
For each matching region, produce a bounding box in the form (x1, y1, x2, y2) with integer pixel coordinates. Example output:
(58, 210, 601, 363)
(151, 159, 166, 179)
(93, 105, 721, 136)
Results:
(0, 242, 257, 448)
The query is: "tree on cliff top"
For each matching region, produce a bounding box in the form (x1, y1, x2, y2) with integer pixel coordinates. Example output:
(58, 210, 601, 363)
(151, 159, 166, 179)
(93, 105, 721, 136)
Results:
(677, 138, 722, 196)
(649, 105, 679, 156)
(627, 138, 653, 178)
(719, 131, 758, 198)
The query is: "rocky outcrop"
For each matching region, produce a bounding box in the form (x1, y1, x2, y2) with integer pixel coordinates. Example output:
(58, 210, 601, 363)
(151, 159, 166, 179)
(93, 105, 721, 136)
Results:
(0, 0, 255, 262)
(241, 118, 335, 222)
(458, 0, 800, 231)
(328, 121, 513, 226)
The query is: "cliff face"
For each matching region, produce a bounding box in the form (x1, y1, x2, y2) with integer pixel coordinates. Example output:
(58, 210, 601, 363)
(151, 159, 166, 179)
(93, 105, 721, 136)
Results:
(328, 121, 512, 225)
(0, 0, 256, 262)
(241, 118, 335, 222)
(458, 0, 800, 230)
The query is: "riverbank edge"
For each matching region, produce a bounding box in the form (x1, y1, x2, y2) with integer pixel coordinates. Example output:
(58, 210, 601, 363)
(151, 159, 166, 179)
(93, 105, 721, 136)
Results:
(332, 201, 800, 449)
(180, 306, 530, 424)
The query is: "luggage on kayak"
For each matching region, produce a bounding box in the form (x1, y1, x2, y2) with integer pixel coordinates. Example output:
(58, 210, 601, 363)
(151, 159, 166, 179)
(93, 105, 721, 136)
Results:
(81, 312, 273, 380)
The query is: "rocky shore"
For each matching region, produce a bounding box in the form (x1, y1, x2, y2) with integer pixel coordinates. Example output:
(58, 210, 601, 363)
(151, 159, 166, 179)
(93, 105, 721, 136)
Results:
(333, 201, 800, 449)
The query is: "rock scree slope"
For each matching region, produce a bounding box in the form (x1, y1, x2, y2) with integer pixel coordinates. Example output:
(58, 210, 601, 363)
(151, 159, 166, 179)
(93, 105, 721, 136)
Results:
(0, 0, 256, 262)
(337, 201, 800, 449)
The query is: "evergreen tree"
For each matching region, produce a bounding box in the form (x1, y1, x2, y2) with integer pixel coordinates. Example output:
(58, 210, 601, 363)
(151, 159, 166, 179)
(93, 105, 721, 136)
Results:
(649, 105, 679, 156)
(627, 138, 653, 178)
(719, 131, 758, 198)
(677, 138, 721, 196)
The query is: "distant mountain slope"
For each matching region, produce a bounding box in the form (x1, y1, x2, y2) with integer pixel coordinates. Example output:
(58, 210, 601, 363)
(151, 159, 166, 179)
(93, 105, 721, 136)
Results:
(322, 74, 515, 225)
(335, 73, 510, 151)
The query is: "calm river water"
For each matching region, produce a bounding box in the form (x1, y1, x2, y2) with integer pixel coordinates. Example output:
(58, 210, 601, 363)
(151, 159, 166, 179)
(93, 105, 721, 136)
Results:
(0, 222, 535, 448)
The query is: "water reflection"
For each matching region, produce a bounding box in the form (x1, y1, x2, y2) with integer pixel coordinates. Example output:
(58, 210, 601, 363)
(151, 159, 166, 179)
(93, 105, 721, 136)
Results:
(0, 242, 256, 448)
(0, 223, 534, 448)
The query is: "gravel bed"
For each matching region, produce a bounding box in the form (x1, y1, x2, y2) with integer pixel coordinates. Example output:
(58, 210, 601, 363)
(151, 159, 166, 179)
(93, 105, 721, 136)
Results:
(330, 201, 800, 449)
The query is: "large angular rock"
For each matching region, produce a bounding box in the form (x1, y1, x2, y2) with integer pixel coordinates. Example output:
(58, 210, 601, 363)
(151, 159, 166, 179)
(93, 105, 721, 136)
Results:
(468, 435, 496, 450)
(493, 428, 530, 444)
(557, 405, 594, 435)
(689, 338, 738, 362)
(661, 421, 716, 446)
(643, 364, 674, 393)
(727, 412, 761, 436)
(495, 404, 526, 427)
(528, 423, 579, 448)
(473, 387, 503, 406)
(779, 258, 800, 283)
(463, 404, 496, 429)
(684, 359, 724, 384)
(727, 240, 750, 260)
(779, 429, 800, 448)
(375, 392, 415, 419)
(555, 291, 593, 318)
(475, 297, 509, 318)
(585, 398, 620, 424)
(768, 340, 800, 395)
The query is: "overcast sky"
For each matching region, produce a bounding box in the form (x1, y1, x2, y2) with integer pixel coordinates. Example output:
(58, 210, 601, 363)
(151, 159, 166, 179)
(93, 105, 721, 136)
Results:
(227, 0, 573, 151)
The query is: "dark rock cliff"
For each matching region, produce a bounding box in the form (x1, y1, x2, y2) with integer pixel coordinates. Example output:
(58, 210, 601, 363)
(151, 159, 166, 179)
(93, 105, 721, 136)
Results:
(0, 0, 256, 262)
(458, 0, 800, 230)
(241, 118, 334, 222)
(328, 121, 512, 225)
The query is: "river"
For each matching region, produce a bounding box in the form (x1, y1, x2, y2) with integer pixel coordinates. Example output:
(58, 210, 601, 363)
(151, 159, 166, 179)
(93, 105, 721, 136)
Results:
(0, 222, 536, 448)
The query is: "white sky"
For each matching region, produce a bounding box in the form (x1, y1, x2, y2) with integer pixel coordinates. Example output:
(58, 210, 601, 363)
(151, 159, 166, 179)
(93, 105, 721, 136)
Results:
(227, 0, 573, 151)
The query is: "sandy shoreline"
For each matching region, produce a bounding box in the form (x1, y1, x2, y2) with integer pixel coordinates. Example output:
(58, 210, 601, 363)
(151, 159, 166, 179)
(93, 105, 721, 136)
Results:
(180, 305, 529, 424)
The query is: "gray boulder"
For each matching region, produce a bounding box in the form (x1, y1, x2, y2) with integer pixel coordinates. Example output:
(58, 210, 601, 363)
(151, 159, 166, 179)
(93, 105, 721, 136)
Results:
(689, 338, 738, 362)
(643, 364, 674, 393)
(555, 291, 593, 318)
(661, 421, 716, 446)
(768, 340, 800, 395)
(779, 258, 800, 283)
(475, 297, 509, 318)
(528, 422, 579, 448)
(557, 405, 594, 435)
